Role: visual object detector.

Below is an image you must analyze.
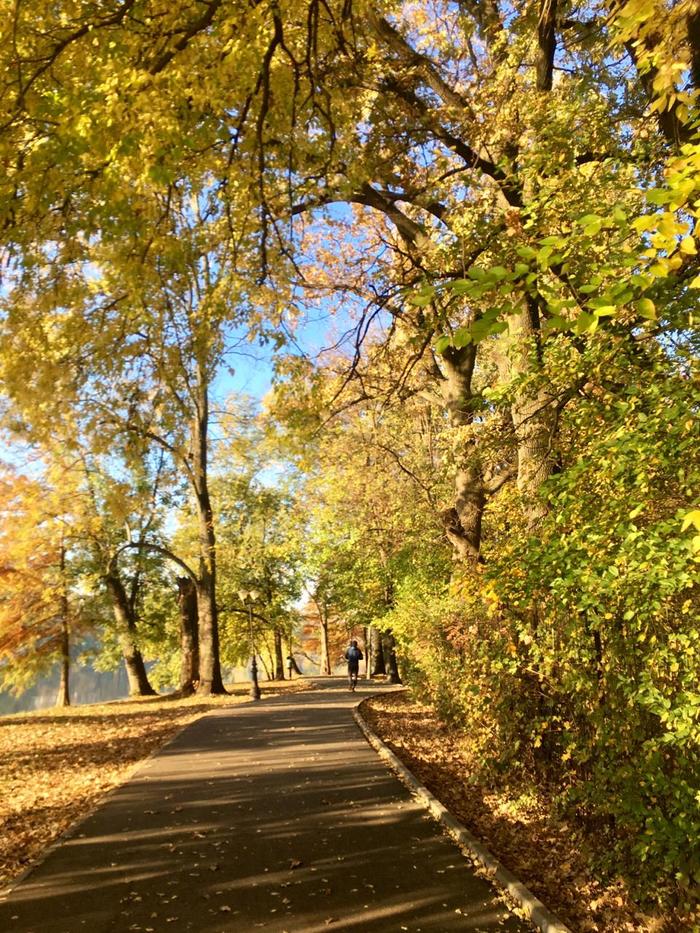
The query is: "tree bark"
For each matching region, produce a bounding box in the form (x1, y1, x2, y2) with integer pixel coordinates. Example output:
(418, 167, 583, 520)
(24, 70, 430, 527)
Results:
(507, 303, 556, 531)
(440, 345, 486, 561)
(105, 572, 156, 696)
(319, 606, 332, 674)
(192, 370, 226, 695)
(176, 575, 199, 695)
(536, 0, 558, 92)
(370, 625, 386, 676)
(56, 555, 70, 706)
(274, 628, 285, 679)
(382, 630, 402, 684)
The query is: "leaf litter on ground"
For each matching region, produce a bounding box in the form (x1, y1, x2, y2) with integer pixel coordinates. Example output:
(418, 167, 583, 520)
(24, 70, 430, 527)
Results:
(362, 691, 697, 933)
(0, 679, 310, 890)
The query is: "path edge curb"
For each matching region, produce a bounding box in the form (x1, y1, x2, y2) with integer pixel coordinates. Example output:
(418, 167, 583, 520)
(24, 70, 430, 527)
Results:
(353, 701, 572, 933)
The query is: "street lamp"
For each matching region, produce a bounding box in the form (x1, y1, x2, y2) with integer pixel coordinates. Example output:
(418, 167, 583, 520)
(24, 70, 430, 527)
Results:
(238, 588, 261, 700)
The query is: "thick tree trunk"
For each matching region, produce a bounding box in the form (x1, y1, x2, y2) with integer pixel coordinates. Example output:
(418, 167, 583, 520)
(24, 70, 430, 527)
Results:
(192, 371, 226, 696)
(274, 628, 285, 680)
(383, 631, 402, 684)
(507, 303, 556, 531)
(440, 345, 486, 561)
(105, 573, 156, 696)
(176, 576, 199, 695)
(370, 626, 386, 676)
(195, 574, 225, 693)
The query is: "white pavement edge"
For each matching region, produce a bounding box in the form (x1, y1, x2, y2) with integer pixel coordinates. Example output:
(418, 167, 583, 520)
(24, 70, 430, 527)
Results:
(353, 702, 573, 933)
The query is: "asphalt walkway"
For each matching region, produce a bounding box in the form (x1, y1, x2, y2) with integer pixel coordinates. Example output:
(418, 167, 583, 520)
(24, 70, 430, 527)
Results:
(0, 678, 533, 932)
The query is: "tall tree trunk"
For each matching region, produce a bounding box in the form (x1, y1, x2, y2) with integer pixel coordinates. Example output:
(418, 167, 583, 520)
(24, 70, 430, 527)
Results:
(56, 550, 70, 707)
(371, 626, 386, 676)
(176, 576, 199, 695)
(192, 371, 226, 696)
(318, 606, 331, 675)
(105, 573, 156, 696)
(383, 631, 402, 684)
(440, 345, 486, 561)
(363, 626, 370, 679)
(274, 628, 285, 680)
(507, 302, 556, 531)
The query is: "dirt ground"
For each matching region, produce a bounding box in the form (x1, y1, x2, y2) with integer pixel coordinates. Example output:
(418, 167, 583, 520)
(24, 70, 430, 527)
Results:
(361, 691, 698, 933)
(0, 679, 309, 891)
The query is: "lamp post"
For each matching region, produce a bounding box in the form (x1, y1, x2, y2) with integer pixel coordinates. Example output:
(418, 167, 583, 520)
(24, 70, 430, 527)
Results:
(239, 589, 261, 700)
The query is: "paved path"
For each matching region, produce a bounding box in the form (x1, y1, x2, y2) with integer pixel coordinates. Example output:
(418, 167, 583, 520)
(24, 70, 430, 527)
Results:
(0, 679, 532, 932)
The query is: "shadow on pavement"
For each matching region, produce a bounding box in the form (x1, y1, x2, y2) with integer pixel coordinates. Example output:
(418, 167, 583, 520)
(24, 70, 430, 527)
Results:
(0, 679, 532, 932)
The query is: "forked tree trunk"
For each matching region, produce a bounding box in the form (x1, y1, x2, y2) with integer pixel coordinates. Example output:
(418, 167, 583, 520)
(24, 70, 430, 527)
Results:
(105, 573, 156, 696)
(176, 576, 199, 695)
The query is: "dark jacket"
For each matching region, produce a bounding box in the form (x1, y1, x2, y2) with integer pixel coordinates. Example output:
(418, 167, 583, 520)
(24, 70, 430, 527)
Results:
(345, 646, 363, 670)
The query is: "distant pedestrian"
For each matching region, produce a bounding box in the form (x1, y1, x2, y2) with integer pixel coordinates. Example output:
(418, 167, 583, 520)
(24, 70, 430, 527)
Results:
(286, 655, 294, 678)
(344, 640, 363, 692)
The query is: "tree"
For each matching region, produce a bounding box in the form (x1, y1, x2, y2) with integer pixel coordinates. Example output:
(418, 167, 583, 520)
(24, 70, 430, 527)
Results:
(0, 0, 698, 912)
(0, 465, 87, 705)
(212, 401, 305, 679)
(0, 176, 278, 694)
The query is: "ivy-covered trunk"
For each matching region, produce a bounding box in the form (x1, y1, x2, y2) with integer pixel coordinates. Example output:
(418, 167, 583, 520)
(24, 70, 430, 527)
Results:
(440, 344, 485, 561)
(507, 305, 556, 532)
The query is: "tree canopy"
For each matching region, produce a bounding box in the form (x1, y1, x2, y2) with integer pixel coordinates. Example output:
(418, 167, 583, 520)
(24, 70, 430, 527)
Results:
(0, 0, 698, 920)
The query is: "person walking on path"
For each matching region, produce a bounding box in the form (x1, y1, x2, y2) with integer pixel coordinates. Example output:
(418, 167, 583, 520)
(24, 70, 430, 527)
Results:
(345, 639, 363, 691)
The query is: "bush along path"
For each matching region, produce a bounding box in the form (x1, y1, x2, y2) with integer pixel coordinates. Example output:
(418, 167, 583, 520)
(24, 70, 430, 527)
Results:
(1, 678, 535, 933)
(361, 691, 698, 933)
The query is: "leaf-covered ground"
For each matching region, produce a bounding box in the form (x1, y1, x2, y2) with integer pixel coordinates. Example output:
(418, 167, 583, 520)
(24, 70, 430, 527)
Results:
(362, 691, 697, 933)
(0, 680, 309, 891)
